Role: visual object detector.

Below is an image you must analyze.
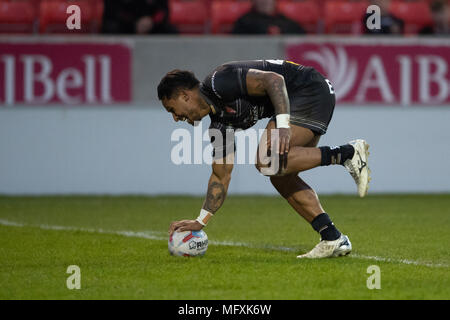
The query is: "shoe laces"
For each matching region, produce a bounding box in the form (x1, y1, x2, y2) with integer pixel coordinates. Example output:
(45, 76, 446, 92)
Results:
(307, 240, 336, 256)
(345, 158, 360, 183)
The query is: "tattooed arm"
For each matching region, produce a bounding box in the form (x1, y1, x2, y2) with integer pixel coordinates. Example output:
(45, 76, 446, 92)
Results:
(168, 158, 233, 235)
(246, 69, 290, 115)
(202, 160, 233, 214)
(246, 69, 291, 172)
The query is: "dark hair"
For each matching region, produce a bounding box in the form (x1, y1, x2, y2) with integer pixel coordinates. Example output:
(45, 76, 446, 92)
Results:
(157, 69, 200, 100)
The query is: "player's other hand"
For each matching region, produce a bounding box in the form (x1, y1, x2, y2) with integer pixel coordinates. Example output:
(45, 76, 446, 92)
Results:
(278, 127, 291, 172)
(168, 220, 203, 235)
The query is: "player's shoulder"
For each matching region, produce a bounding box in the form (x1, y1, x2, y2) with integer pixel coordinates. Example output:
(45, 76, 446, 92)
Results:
(206, 60, 285, 78)
(208, 62, 242, 77)
(212, 60, 270, 73)
(204, 60, 266, 84)
(202, 63, 230, 84)
(202, 62, 249, 97)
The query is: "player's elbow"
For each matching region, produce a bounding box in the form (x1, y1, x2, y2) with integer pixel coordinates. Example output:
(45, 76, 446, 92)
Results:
(263, 72, 285, 88)
(212, 163, 233, 184)
(221, 172, 232, 186)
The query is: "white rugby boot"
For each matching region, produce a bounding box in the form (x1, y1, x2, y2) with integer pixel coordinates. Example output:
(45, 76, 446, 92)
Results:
(297, 234, 352, 259)
(344, 139, 371, 198)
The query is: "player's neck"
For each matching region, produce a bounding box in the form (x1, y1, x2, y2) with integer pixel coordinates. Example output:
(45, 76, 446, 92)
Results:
(195, 87, 214, 116)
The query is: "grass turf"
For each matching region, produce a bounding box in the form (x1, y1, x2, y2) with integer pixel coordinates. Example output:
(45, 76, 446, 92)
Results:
(0, 194, 449, 299)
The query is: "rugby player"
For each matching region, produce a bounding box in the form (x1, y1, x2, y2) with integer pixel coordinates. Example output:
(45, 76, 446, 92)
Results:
(158, 60, 370, 258)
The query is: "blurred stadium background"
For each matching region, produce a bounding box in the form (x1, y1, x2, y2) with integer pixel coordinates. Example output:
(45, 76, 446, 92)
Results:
(0, 0, 449, 195)
(0, 0, 450, 300)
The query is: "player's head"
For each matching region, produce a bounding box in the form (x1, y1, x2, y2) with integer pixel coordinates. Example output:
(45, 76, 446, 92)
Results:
(158, 70, 208, 126)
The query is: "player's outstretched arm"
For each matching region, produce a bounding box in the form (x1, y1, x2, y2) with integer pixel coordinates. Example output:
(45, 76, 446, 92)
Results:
(168, 156, 233, 235)
(202, 160, 233, 214)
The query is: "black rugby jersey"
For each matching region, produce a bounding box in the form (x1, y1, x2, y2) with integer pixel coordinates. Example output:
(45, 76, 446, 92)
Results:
(200, 59, 313, 158)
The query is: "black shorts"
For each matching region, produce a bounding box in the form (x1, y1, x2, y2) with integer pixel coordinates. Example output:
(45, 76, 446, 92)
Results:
(272, 68, 336, 135)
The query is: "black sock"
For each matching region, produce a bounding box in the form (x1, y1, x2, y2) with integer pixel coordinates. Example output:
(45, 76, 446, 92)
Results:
(311, 213, 341, 241)
(319, 144, 354, 166)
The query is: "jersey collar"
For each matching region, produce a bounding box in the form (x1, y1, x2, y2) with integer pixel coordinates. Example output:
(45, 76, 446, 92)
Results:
(199, 83, 221, 115)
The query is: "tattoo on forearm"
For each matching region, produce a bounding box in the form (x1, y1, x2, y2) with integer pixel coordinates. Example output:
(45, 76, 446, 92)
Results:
(266, 75, 290, 115)
(203, 181, 226, 213)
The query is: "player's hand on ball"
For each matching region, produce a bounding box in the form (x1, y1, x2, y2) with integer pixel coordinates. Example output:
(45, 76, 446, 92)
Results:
(168, 220, 203, 235)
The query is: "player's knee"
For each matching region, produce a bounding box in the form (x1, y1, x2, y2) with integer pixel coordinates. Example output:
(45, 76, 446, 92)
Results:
(270, 175, 291, 198)
(255, 162, 277, 176)
(256, 162, 288, 177)
(254, 160, 266, 174)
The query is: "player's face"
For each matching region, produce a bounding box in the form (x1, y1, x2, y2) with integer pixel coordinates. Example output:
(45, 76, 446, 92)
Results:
(161, 90, 203, 126)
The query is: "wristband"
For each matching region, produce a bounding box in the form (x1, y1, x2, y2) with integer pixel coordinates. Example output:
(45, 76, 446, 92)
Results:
(196, 209, 213, 226)
(276, 114, 290, 128)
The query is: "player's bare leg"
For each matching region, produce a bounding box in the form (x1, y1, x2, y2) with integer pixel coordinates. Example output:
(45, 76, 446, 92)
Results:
(256, 120, 353, 258)
(257, 120, 323, 223)
(257, 121, 370, 197)
(270, 174, 323, 223)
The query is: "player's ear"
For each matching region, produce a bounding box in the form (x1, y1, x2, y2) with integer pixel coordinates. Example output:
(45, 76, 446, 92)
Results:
(182, 89, 195, 102)
(179, 89, 189, 102)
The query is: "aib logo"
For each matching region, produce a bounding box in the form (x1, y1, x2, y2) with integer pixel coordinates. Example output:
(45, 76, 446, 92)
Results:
(66, 5, 81, 30)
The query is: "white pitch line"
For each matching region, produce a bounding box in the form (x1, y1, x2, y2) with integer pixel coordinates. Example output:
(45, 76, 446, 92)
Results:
(0, 219, 448, 269)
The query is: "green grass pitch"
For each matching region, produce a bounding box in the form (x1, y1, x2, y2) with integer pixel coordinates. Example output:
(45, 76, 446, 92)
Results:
(0, 194, 449, 300)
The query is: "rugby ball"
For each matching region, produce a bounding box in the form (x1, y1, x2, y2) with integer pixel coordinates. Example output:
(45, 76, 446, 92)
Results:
(168, 230, 208, 257)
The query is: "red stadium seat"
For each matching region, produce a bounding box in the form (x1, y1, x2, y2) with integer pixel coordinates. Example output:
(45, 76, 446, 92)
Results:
(91, 0, 104, 33)
(0, 0, 36, 34)
(277, 0, 321, 34)
(324, 0, 368, 34)
(211, 0, 252, 34)
(390, 0, 433, 35)
(39, 0, 96, 34)
(169, 0, 208, 34)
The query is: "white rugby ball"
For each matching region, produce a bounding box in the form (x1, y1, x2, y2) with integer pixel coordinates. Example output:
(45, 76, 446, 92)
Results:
(168, 230, 208, 257)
